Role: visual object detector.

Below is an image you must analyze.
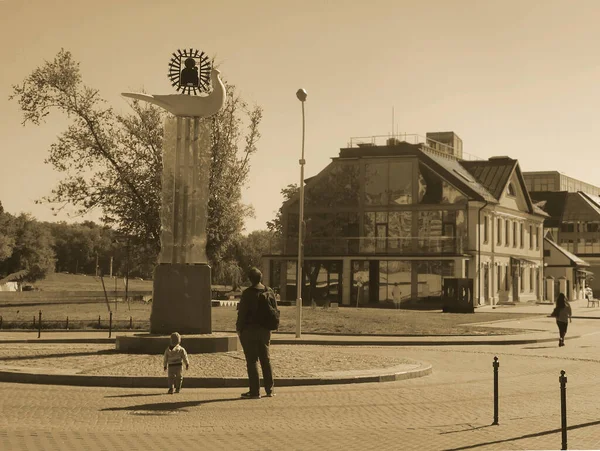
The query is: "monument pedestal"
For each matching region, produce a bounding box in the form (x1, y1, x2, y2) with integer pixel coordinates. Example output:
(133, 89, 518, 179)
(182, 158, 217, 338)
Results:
(150, 263, 212, 334)
(115, 333, 238, 354)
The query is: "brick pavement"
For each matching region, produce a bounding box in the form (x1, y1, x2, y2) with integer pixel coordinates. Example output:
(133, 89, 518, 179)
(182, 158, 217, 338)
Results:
(3, 333, 600, 450)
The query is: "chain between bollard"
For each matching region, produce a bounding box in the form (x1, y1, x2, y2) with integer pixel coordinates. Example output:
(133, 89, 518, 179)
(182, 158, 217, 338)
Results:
(560, 370, 567, 450)
(493, 356, 499, 425)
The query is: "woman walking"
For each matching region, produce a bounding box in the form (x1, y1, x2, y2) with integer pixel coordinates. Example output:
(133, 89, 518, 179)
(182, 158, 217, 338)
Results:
(552, 293, 572, 347)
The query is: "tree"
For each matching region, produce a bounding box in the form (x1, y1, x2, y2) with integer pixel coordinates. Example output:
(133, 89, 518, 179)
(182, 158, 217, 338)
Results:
(0, 214, 55, 282)
(0, 201, 16, 263)
(266, 183, 299, 239)
(10, 49, 262, 277)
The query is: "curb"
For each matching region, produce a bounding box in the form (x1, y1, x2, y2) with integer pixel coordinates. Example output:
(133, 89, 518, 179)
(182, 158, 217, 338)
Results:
(0, 335, 580, 346)
(0, 362, 432, 388)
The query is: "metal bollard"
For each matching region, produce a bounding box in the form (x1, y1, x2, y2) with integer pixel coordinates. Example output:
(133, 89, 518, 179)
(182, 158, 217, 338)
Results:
(33, 315, 36, 328)
(38, 310, 42, 338)
(0, 315, 3, 329)
(109, 311, 113, 338)
(66, 316, 69, 331)
(493, 356, 499, 425)
(98, 315, 101, 329)
(560, 370, 567, 450)
(129, 316, 133, 330)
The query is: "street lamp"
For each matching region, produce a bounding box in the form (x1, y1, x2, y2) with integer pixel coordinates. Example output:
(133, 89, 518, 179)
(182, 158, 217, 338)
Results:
(296, 88, 307, 339)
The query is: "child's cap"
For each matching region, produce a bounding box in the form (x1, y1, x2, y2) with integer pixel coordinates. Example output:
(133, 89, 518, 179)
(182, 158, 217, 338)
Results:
(170, 332, 181, 346)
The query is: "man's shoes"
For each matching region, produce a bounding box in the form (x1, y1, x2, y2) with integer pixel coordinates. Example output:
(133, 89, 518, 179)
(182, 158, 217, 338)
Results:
(240, 392, 261, 399)
(167, 388, 174, 394)
(265, 391, 276, 397)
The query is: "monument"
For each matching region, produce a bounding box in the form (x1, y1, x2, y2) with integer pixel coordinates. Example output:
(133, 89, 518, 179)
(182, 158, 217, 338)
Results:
(115, 49, 237, 353)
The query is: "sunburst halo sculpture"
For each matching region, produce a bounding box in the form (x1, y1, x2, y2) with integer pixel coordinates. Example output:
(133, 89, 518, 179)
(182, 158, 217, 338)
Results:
(168, 49, 211, 95)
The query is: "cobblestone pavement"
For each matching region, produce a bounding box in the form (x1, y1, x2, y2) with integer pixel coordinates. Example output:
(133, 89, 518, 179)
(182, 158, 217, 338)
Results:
(3, 323, 600, 450)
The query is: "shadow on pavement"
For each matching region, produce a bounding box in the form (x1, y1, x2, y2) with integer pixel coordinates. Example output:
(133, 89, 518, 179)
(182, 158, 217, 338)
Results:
(105, 393, 165, 399)
(521, 345, 558, 349)
(439, 424, 496, 435)
(441, 418, 600, 451)
(100, 397, 241, 413)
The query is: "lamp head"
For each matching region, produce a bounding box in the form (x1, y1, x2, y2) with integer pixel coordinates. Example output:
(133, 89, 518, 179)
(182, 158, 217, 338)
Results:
(296, 88, 307, 102)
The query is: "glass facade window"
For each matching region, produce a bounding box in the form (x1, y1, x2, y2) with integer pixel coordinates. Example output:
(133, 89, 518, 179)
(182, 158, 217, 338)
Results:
(416, 261, 454, 298)
(418, 163, 467, 204)
(351, 260, 370, 305)
(379, 261, 412, 303)
(305, 162, 360, 208)
(388, 161, 412, 205)
(365, 162, 389, 206)
(365, 160, 413, 206)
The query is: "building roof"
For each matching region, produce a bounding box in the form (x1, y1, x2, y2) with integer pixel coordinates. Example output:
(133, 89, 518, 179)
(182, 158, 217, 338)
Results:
(418, 149, 498, 203)
(545, 236, 590, 267)
(529, 191, 568, 226)
(461, 157, 517, 200)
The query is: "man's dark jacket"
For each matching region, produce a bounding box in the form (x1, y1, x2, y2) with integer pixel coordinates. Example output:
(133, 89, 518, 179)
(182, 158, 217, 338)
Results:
(236, 284, 277, 332)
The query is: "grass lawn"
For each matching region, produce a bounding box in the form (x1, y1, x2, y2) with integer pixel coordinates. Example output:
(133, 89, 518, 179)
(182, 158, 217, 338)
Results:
(31, 273, 153, 292)
(0, 301, 538, 335)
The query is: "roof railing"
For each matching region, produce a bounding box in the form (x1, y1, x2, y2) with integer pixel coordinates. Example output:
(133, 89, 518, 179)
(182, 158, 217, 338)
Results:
(347, 134, 483, 161)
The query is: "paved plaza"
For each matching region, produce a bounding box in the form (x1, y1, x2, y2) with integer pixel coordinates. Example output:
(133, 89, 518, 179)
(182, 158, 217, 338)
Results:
(2, 302, 600, 450)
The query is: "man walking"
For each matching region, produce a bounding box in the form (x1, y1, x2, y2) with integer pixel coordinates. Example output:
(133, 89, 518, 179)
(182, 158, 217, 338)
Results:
(236, 267, 277, 399)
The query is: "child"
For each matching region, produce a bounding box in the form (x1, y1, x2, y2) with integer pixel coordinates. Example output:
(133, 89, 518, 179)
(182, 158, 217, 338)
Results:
(163, 332, 190, 394)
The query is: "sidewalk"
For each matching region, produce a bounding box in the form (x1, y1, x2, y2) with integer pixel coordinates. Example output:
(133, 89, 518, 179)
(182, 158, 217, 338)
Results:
(1, 302, 597, 389)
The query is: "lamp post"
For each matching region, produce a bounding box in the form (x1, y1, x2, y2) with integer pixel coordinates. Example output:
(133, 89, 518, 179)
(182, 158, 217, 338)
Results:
(296, 88, 307, 339)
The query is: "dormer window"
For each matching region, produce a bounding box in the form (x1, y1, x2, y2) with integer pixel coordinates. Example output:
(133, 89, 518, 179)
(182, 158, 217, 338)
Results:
(507, 183, 516, 196)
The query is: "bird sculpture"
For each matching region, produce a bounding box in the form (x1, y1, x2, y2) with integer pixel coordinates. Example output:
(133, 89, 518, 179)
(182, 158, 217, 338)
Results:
(121, 68, 226, 118)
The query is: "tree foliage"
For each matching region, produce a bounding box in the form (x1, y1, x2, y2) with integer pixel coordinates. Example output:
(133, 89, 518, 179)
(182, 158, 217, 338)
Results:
(0, 211, 55, 283)
(10, 49, 262, 278)
(266, 183, 299, 239)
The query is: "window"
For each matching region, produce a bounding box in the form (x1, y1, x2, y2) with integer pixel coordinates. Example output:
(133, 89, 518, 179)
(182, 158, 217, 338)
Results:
(484, 216, 489, 243)
(520, 223, 524, 248)
(513, 221, 517, 247)
(497, 218, 502, 245)
(544, 249, 550, 257)
(505, 265, 509, 290)
(497, 265, 502, 292)
(536, 227, 540, 249)
(507, 183, 516, 196)
(505, 219, 509, 245)
(529, 225, 533, 249)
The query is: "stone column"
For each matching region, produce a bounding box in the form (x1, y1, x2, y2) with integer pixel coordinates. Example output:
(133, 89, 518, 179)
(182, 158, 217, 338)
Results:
(546, 276, 555, 302)
(558, 276, 567, 300)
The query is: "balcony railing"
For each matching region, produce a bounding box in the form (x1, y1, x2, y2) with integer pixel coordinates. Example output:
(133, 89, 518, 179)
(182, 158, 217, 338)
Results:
(346, 134, 483, 161)
(285, 236, 464, 256)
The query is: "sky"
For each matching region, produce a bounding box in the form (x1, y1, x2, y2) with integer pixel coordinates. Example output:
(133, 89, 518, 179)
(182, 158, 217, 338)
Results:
(2, 0, 600, 233)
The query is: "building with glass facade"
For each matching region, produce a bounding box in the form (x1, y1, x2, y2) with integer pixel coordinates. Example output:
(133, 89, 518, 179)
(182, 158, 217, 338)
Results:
(263, 132, 546, 307)
(523, 171, 600, 196)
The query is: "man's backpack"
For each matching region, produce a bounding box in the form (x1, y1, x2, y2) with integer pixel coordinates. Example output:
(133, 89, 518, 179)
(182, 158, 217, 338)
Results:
(259, 287, 280, 331)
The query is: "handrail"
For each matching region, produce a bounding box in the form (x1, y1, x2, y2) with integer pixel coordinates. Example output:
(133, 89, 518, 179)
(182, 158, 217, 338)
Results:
(347, 134, 483, 161)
